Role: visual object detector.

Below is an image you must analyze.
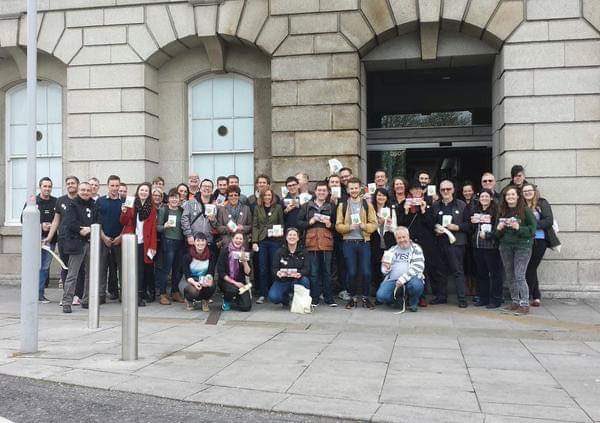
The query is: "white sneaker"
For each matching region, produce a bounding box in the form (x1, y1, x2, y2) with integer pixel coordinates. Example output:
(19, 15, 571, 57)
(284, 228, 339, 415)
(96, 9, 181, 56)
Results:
(256, 296, 265, 304)
(72, 296, 81, 305)
(338, 290, 351, 301)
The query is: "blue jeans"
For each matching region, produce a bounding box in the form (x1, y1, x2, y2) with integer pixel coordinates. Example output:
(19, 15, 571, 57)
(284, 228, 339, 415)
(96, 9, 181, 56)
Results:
(39, 242, 55, 298)
(258, 239, 281, 297)
(157, 238, 184, 295)
(376, 276, 424, 308)
(268, 276, 310, 305)
(309, 251, 333, 303)
(342, 240, 371, 297)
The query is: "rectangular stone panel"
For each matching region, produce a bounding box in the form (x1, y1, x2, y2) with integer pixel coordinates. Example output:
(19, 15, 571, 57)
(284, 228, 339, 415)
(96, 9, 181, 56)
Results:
(565, 40, 600, 66)
(104, 6, 144, 25)
(271, 81, 298, 106)
(527, 0, 580, 20)
(503, 96, 574, 124)
(575, 95, 600, 121)
(498, 124, 534, 151)
(507, 21, 548, 43)
(551, 205, 576, 232)
(577, 206, 600, 231)
(271, 0, 319, 15)
(319, 0, 358, 12)
(332, 104, 360, 129)
(84, 26, 127, 46)
(67, 89, 121, 113)
(548, 19, 599, 40)
(272, 105, 332, 131)
(534, 122, 600, 149)
(534, 68, 600, 95)
(66, 137, 122, 161)
(290, 13, 338, 34)
(90, 64, 148, 89)
(294, 130, 359, 155)
(90, 112, 157, 138)
(67, 114, 90, 138)
(534, 177, 600, 204)
(577, 150, 600, 176)
(500, 150, 576, 178)
(297, 79, 359, 105)
(66, 9, 103, 27)
(502, 42, 564, 69)
(67, 66, 90, 89)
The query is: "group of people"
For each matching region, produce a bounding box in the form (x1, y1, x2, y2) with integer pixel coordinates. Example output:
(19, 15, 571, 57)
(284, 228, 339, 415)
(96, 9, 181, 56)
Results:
(32, 163, 558, 316)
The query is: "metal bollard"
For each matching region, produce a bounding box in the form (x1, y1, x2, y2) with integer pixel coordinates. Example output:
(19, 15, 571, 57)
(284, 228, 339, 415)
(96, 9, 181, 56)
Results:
(121, 234, 138, 361)
(88, 223, 101, 329)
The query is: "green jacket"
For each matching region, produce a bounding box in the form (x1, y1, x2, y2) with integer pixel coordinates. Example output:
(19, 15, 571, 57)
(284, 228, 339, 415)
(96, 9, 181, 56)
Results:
(252, 203, 284, 243)
(497, 207, 537, 250)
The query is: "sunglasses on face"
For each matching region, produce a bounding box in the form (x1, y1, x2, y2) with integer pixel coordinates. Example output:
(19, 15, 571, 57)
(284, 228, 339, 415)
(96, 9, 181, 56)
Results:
(482, 179, 493, 183)
(440, 188, 452, 192)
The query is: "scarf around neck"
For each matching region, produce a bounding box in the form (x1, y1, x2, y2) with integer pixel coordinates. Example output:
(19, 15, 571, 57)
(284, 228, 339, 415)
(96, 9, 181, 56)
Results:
(189, 244, 210, 262)
(135, 197, 153, 221)
(227, 241, 244, 280)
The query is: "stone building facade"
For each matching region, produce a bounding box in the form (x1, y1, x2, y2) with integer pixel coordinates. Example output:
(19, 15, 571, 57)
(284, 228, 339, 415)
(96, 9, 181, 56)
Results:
(0, 0, 598, 297)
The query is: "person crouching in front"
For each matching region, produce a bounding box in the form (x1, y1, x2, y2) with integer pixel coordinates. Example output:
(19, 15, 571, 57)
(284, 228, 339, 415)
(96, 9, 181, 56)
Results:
(268, 227, 311, 308)
(376, 226, 425, 312)
(218, 232, 252, 311)
(182, 232, 216, 312)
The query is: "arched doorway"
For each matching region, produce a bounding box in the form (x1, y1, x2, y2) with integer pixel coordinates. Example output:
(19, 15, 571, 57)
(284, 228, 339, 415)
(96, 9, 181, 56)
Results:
(364, 31, 497, 186)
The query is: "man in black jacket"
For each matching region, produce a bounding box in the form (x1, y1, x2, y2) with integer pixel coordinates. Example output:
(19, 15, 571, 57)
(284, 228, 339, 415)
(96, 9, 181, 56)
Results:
(61, 182, 98, 313)
(431, 180, 471, 308)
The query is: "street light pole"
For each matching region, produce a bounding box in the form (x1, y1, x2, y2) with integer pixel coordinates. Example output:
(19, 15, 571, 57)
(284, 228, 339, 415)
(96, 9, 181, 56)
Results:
(20, 0, 41, 354)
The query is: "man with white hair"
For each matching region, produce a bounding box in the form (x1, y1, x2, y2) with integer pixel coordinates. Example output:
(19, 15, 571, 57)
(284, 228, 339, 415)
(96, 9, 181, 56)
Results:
(376, 226, 425, 312)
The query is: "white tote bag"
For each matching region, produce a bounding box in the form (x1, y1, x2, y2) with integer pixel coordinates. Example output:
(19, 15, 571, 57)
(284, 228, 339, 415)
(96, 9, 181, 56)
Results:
(291, 284, 313, 314)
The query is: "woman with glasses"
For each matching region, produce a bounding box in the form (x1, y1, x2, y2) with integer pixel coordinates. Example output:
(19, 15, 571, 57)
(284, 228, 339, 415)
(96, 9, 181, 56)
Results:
(216, 185, 252, 247)
(252, 188, 284, 304)
(522, 183, 559, 307)
(497, 185, 536, 315)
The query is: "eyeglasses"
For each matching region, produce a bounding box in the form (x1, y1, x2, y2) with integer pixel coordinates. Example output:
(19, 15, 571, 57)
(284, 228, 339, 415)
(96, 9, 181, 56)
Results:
(522, 190, 534, 194)
(440, 188, 452, 192)
(482, 179, 494, 183)
(229, 193, 240, 197)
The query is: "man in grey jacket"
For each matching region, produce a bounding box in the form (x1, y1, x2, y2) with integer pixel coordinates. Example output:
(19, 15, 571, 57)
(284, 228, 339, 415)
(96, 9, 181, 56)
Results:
(181, 196, 217, 255)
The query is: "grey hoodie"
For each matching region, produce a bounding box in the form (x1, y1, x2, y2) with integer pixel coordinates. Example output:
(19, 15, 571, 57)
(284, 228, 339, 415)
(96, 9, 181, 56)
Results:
(180, 198, 217, 244)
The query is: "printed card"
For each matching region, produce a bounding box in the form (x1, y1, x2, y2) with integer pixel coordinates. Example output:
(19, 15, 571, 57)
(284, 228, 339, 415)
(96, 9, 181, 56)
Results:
(205, 204, 216, 217)
(367, 183, 376, 194)
(382, 250, 394, 264)
(167, 214, 177, 227)
(480, 223, 492, 233)
(379, 207, 391, 220)
(124, 196, 135, 208)
(442, 214, 453, 227)
(281, 186, 289, 198)
(427, 185, 436, 196)
(331, 186, 341, 198)
(226, 220, 238, 232)
(299, 192, 312, 205)
(271, 224, 283, 237)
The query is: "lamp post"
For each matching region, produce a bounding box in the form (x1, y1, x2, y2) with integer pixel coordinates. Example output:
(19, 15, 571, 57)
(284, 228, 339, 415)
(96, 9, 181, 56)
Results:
(20, 0, 40, 354)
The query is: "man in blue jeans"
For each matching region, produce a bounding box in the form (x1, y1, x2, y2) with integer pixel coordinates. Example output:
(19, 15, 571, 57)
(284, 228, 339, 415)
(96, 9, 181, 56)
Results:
(377, 226, 425, 312)
(335, 178, 378, 309)
(26, 177, 57, 303)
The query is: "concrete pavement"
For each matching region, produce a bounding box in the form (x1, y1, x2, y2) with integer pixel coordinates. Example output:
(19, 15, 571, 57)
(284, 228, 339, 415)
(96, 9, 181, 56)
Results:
(1, 286, 600, 422)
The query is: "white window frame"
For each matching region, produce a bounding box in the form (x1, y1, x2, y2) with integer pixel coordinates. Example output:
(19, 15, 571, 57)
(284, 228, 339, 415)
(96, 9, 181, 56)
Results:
(187, 73, 254, 193)
(4, 81, 63, 226)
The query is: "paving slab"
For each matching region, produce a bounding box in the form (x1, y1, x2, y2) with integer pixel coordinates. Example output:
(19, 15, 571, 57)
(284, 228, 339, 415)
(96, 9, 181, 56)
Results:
(522, 339, 600, 355)
(111, 375, 208, 401)
(273, 395, 380, 421)
(373, 403, 484, 423)
(45, 368, 131, 389)
(207, 360, 307, 393)
(288, 358, 387, 403)
(188, 385, 289, 410)
(480, 402, 593, 423)
(0, 361, 66, 380)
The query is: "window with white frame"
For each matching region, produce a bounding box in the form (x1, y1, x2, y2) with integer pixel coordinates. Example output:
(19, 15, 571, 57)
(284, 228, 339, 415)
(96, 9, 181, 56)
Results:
(188, 74, 254, 195)
(5, 81, 62, 224)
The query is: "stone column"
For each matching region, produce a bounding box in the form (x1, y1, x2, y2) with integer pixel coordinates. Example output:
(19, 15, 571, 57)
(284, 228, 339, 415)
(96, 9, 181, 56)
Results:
(493, 0, 600, 296)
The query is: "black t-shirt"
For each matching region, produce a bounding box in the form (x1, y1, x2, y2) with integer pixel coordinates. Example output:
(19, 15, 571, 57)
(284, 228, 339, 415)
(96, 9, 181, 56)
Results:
(55, 195, 74, 236)
(37, 195, 57, 237)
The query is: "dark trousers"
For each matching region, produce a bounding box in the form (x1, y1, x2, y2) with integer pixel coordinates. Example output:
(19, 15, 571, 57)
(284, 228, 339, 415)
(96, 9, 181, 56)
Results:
(370, 241, 385, 294)
(157, 238, 184, 295)
(526, 239, 547, 300)
(268, 276, 310, 305)
(59, 242, 85, 297)
(308, 251, 333, 303)
(258, 239, 281, 297)
(437, 242, 466, 301)
(137, 243, 153, 299)
(473, 248, 504, 306)
(184, 282, 216, 302)
(219, 279, 252, 311)
(331, 236, 346, 293)
(342, 240, 371, 297)
(100, 243, 121, 298)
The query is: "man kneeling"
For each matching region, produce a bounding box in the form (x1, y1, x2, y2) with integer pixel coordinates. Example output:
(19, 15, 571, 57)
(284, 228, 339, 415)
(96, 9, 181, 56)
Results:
(376, 226, 425, 312)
